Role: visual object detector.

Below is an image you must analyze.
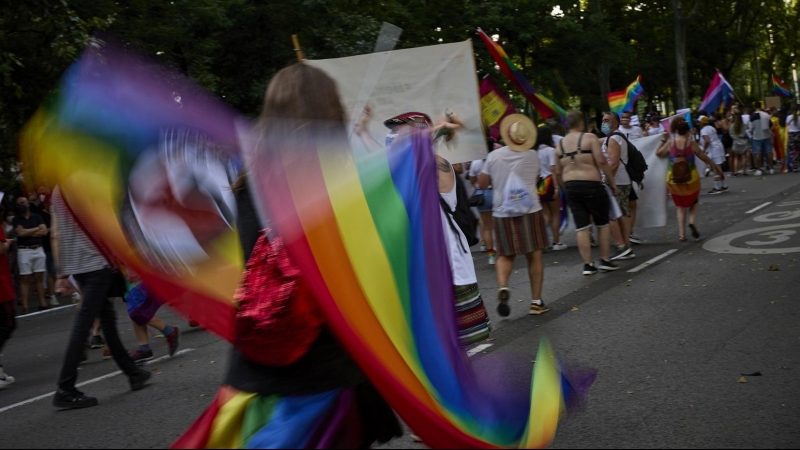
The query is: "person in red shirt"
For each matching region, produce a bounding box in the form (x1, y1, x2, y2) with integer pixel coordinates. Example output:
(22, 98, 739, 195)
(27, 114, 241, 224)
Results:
(0, 209, 17, 389)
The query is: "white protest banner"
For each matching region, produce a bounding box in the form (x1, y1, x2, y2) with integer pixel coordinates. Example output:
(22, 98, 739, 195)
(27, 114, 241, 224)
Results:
(631, 134, 668, 229)
(307, 40, 486, 164)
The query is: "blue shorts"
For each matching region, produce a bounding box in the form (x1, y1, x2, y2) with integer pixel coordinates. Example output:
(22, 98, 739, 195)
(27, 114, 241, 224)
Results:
(752, 138, 772, 155)
(476, 188, 494, 212)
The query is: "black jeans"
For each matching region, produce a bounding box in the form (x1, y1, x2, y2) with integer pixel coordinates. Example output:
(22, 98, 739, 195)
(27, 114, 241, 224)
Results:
(57, 268, 138, 392)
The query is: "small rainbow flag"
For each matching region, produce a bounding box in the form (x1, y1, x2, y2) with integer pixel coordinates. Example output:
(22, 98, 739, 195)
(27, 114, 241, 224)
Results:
(773, 74, 794, 98)
(607, 76, 644, 113)
(477, 29, 566, 124)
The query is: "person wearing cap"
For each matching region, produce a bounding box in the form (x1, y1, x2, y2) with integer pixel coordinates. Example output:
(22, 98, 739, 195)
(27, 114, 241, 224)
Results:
(698, 115, 729, 194)
(478, 114, 549, 316)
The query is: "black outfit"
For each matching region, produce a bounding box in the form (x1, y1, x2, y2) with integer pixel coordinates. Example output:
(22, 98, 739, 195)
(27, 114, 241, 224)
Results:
(564, 181, 611, 230)
(224, 186, 401, 444)
(11, 213, 44, 247)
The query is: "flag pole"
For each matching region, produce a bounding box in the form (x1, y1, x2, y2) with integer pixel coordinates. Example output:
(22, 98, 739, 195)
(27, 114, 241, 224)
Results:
(292, 34, 306, 62)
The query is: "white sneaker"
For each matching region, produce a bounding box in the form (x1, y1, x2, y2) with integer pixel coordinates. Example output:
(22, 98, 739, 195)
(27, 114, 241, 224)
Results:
(488, 255, 496, 265)
(769, 168, 775, 175)
(754, 170, 763, 176)
(0, 368, 15, 389)
(480, 243, 487, 252)
(48, 296, 60, 307)
(552, 243, 568, 251)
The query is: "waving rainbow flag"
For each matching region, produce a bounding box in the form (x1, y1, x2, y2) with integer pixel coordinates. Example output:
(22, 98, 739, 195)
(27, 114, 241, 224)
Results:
(607, 76, 644, 113)
(19, 41, 244, 342)
(477, 29, 566, 124)
(773, 74, 794, 98)
(245, 125, 592, 447)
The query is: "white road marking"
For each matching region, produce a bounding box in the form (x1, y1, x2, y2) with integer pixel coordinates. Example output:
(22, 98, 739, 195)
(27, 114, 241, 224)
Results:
(627, 249, 679, 273)
(466, 343, 493, 357)
(0, 348, 195, 414)
(746, 202, 772, 214)
(17, 304, 77, 319)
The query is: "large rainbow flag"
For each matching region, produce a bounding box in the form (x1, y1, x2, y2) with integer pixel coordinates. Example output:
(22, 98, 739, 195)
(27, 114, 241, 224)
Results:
(477, 29, 566, 124)
(245, 125, 591, 447)
(773, 74, 794, 98)
(19, 42, 244, 342)
(607, 76, 644, 113)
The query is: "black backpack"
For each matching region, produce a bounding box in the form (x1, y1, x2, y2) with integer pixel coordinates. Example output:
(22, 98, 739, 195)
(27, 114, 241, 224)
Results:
(607, 132, 648, 183)
(440, 175, 480, 252)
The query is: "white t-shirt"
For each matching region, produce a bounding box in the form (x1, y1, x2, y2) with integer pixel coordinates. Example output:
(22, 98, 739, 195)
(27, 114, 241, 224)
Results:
(700, 124, 725, 160)
(748, 111, 772, 141)
(788, 114, 800, 133)
(552, 134, 563, 147)
(602, 134, 631, 185)
(536, 145, 556, 178)
(741, 114, 752, 138)
(619, 125, 644, 140)
(481, 146, 542, 218)
(440, 164, 477, 286)
(647, 124, 666, 136)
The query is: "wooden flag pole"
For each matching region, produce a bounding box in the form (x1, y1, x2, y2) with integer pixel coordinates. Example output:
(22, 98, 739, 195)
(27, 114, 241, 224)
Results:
(292, 34, 306, 62)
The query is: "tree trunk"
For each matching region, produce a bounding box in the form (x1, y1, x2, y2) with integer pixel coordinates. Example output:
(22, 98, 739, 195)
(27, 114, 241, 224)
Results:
(674, 13, 689, 109)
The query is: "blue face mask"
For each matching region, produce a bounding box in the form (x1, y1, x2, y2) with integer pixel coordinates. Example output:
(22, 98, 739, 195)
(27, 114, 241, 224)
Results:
(601, 123, 611, 135)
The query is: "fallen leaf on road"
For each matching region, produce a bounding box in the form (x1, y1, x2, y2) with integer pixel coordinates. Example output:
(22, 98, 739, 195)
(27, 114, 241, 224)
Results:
(486, 338, 495, 342)
(768, 265, 780, 271)
(738, 376, 748, 383)
(752, 258, 759, 262)
(571, 306, 579, 311)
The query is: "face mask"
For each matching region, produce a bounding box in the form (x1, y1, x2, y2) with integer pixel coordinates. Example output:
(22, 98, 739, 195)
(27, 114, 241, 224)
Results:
(16, 204, 28, 214)
(601, 124, 611, 135)
(39, 194, 46, 202)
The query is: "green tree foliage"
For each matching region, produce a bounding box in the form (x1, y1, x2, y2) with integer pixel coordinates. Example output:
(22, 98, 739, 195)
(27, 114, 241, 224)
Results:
(2, 0, 799, 192)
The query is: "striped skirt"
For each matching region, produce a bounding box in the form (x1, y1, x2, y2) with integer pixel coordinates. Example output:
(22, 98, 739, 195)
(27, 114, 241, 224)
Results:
(454, 284, 491, 346)
(493, 211, 548, 256)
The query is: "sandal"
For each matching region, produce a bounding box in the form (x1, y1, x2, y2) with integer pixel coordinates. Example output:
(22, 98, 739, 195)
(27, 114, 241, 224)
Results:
(678, 236, 687, 242)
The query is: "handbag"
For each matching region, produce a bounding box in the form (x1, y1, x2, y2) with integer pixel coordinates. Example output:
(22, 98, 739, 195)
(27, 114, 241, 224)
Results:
(469, 190, 485, 207)
(233, 230, 325, 366)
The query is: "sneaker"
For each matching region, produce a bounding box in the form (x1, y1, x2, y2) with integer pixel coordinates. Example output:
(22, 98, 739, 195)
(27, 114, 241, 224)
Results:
(583, 264, 598, 276)
(90, 335, 106, 349)
(496, 287, 511, 317)
(480, 243, 487, 252)
(611, 245, 634, 261)
(165, 326, 181, 357)
(529, 302, 550, 315)
(629, 234, 643, 245)
(552, 242, 568, 251)
(129, 368, 152, 391)
(0, 368, 15, 389)
(71, 292, 81, 303)
(769, 168, 775, 175)
(487, 255, 496, 265)
(704, 168, 711, 177)
(598, 259, 620, 272)
(708, 188, 722, 195)
(721, 186, 729, 193)
(590, 236, 598, 248)
(48, 296, 60, 307)
(754, 170, 763, 176)
(103, 346, 112, 360)
(748, 168, 756, 173)
(130, 349, 154, 365)
(52, 389, 98, 409)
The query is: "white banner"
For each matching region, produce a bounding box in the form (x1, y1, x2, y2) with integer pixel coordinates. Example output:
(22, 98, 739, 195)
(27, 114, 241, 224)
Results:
(631, 134, 669, 229)
(307, 40, 486, 164)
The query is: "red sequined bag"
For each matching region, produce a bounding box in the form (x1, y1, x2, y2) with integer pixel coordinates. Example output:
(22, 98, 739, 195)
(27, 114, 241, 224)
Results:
(233, 230, 324, 366)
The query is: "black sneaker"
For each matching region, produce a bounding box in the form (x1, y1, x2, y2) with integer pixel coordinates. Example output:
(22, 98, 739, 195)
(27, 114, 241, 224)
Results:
(598, 259, 619, 272)
(496, 288, 511, 317)
(529, 302, 550, 315)
(90, 335, 106, 349)
(629, 234, 644, 245)
(611, 245, 634, 261)
(583, 264, 598, 276)
(130, 349, 154, 365)
(129, 368, 152, 391)
(53, 389, 98, 409)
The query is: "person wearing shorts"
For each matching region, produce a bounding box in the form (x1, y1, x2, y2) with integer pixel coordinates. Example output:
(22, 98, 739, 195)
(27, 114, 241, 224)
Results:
(478, 114, 550, 317)
(11, 196, 48, 314)
(556, 111, 620, 275)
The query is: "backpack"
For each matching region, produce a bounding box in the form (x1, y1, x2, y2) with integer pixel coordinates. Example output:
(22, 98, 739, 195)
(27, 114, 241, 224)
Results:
(670, 143, 692, 184)
(440, 175, 480, 251)
(607, 132, 648, 183)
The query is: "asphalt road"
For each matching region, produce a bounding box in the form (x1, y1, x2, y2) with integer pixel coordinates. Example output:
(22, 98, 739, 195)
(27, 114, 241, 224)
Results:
(1, 172, 799, 449)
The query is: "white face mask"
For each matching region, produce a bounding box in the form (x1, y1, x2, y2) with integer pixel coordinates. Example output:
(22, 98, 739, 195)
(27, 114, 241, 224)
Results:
(39, 194, 46, 202)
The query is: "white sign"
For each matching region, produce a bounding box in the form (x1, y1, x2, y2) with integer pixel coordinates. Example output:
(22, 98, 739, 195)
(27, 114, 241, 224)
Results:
(631, 134, 669, 228)
(307, 40, 486, 164)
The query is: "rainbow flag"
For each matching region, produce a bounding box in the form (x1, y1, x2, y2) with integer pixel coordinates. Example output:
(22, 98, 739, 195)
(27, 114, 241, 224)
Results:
(19, 41, 244, 342)
(607, 76, 644, 113)
(477, 29, 566, 124)
(773, 74, 793, 98)
(698, 71, 734, 113)
(246, 125, 592, 447)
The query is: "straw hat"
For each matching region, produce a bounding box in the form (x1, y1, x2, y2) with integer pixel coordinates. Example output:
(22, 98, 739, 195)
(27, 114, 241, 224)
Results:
(500, 114, 537, 152)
